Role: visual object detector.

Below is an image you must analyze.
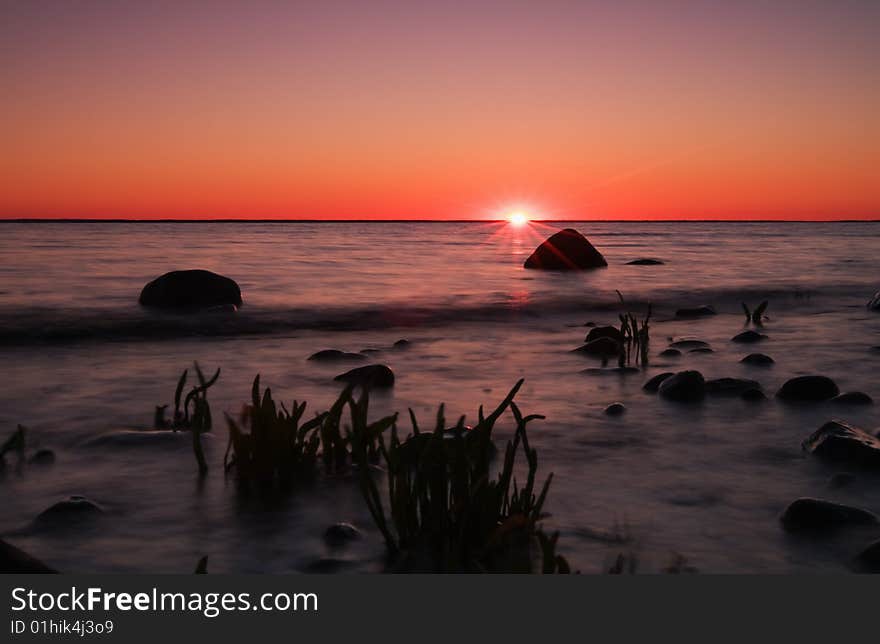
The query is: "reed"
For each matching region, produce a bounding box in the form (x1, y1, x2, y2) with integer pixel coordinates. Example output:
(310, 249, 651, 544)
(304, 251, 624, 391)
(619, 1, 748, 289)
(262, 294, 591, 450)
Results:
(0, 425, 26, 460)
(614, 292, 651, 368)
(742, 300, 768, 326)
(162, 363, 219, 476)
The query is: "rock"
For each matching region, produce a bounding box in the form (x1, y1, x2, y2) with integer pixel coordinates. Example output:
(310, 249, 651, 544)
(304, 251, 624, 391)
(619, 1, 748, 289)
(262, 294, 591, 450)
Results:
(392, 339, 411, 350)
(523, 228, 607, 270)
(0, 539, 57, 573)
(643, 372, 675, 392)
(28, 449, 55, 465)
(334, 364, 395, 388)
(573, 337, 621, 357)
(34, 496, 104, 527)
(855, 540, 880, 572)
(82, 429, 194, 448)
(689, 347, 714, 354)
(674, 306, 716, 319)
(626, 258, 664, 265)
(581, 367, 639, 376)
(828, 472, 855, 488)
(323, 522, 362, 546)
(139, 270, 242, 310)
(867, 291, 880, 311)
(705, 378, 761, 395)
(803, 420, 880, 467)
(658, 371, 706, 402)
(741, 353, 774, 366)
(732, 330, 767, 343)
(585, 326, 624, 344)
(780, 498, 878, 532)
(777, 375, 839, 402)
(308, 349, 366, 362)
(669, 339, 710, 350)
(740, 388, 767, 402)
(831, 392, 873, 405)
(604, 402, 626, 416)
(658, 348, 681, 358)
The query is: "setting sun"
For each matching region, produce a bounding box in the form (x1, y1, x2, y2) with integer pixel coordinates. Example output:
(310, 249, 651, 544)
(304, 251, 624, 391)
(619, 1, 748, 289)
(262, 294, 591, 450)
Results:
(508, 211, 529, 227)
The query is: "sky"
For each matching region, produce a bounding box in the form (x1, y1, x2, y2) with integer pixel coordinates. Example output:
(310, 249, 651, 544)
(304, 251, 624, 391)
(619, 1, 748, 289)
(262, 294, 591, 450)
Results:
(2, 0, 878, 220)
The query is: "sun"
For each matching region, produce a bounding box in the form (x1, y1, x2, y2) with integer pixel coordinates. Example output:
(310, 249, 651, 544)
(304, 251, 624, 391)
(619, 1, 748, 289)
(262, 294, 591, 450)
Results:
(507, 211, 529, 227)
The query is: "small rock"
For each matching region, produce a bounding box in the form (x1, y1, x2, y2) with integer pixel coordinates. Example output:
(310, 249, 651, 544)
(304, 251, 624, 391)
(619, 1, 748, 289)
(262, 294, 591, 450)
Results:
(82, 430, 193, 448)
(705, 378, 761, 395)
(392, 339, 411, 350)
(740, 388, 767, 402)
(675, 306, 716, 318)
(658, 371, 706, 402)
(829, 472, 855, 488)
(585, 326, 624, 344)
(334, 364, 395, 388)
(324, 522, 362, 546)
(831, 392, 873, 405)
(573, 337, 621, 357)
(34, 496, 104, 527)
(28, 449, 55, 465)
(669, 339, 710, 350)
(741, 353, 774, 366)
(658, 348, 681, 358)
(732, 330, 767, 343)
(780, 498, 878, 532)
(777, 375, 839, 401)
(308, 349, 366, 362)
(604, 403, 626, 416)
(643, 372, 675, 392)
(803, 420, 880, 467)
(626, 258, 664, 265)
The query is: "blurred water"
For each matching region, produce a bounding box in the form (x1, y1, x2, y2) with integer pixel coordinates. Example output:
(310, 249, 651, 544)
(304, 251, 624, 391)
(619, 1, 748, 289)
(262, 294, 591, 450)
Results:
(0, 220, 879, 573)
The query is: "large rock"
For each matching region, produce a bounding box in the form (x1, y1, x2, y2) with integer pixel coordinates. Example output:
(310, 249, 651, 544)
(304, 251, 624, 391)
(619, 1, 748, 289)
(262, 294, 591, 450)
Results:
(658, 371, 706, 402)
(574, 337, 621, 357)
(780, 498, 878, 532)
(803, 420, 880, 467)
(334, 364, 395, 388)
(0, 539, 57, 573)
(584, 326, 623, 344)
(643, 372, 675, 392)
(139, 270, 242, 310)
(523, 229, 607, 270)
(777, 375, 839, 401)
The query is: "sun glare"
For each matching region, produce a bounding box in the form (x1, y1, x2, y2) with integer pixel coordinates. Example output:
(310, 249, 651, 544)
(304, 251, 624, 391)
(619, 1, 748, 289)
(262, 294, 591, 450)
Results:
(508, 211, 529, 227)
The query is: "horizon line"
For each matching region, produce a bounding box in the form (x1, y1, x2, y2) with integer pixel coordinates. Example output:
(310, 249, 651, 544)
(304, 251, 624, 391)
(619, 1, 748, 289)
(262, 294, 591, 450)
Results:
(2, 218, 879, 224)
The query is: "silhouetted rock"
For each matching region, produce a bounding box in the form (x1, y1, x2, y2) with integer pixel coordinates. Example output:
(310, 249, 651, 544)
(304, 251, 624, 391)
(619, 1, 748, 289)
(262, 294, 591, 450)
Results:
(585, 326, 624, 344)
(777, 375, 839, 401)
(308, 349, 366, 362)
(669, 339, 710, 350)
(0, 539, 56, 573)
(574, 337, 621, 357)
(324, 522, 362, 546)
(82, 429, 195, 448)
(658, 370, 706, 402)
(28, 449, 55, 465)
(740, 388, 766, 402)
(731, 330, 767, 343)
(626, 258, 664, 265)
(34, 496, 103, 528)
(643, 372, 675, 392)
(831, 392, 873, 405)
(689, 347, 714, 354)
(139, 270, 242, 310)
(523, 228, 607, 270)
(334, 364, 395, 388)
(604, 402, 626, 416)
(741, 353, 774, 366)
(393, 339, 411, 350)
(855, 540, 880, 572)
(780, 498, 877, 532)
(803, 420, 880, 467)
(867, 291, 880, 311)
(659, 348, 681, 358)
(705, 378, 761, 395)
(674, 306, 716, 318)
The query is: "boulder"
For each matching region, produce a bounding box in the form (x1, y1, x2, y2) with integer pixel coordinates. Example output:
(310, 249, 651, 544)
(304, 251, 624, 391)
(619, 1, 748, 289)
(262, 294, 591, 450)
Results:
(34, 496, 104, 528)
(658, 371, 706, 402)
(139, 270, 242, 310)
(780, 498, 878, 532)
(334, 364, 395, 388)
(643, 372, 675, 392)
(658, 348, 681, 358)
(669, 339, 710, 350)
(777, 375, 839, 401)
(323, 522, 362, 546)
(585, 326, 624, 344)
(308, 349, 366, 362)
(731, 330, 767, 343)
(0, 539, 57, 573)
(674, 306, 716, 318)
(803, 420, 880, 468)
(741, 353, 774, 366)
(830, 392, 873, 405)
(604, 402, 626, 416)
(574, 337, 621, 357)
(705, 378, 761, 395)
(523, 229, 607, 270)
(740, 388, 767, 402)
(626, 258, 664, 265)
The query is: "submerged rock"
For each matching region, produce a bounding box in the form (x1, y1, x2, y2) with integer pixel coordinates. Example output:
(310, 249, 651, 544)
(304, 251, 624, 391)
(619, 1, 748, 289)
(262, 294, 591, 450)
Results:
(741, 353, 774, 366)
(523, 228, 607, 270)
(28, 449, 55, 465)
(803, 420, 880, 468)
(668, 339, 710, 350)
(780, 498, 878, 532)
(626, 258, 664, 265)
(705, 378, 761, 395)
(82, 429, 194, 448)
(604, 402, 626, 416)
(139, 270, 242, 310)
(392, 339, 411, 350)
(334, 364, 395, 388)
(731, 330, 767, 343)
(34, 496, 104, 528)
(574, 337, 621, 357)
(658, 348, 681, 358)
(308, 349, 366, 362)
(674, 306, 716, 319)
(585, 325, 624, 344)
(830, 392, 873, 405)
(323, 522, 362, 547)
(0, 539, 56, 573)
(658, 370, 706, 402)
(643, 372, 675, 392)
(740, 388, 766, 402)
(777, 375, 839, 402)
(689, 347, 714, 354)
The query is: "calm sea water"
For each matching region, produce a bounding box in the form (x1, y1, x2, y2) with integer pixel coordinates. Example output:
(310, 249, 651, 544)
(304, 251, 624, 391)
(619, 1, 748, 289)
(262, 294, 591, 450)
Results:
(1, 220, 879, 573)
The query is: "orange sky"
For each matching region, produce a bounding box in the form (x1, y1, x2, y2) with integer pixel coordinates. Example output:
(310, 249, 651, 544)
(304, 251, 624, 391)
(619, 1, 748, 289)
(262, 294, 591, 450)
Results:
(2, 1, 878, 220)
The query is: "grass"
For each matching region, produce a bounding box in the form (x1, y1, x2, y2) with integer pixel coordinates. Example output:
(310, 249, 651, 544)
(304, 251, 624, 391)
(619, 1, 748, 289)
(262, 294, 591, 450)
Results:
(158, 363, 219, 476)
(742, 300, 768, 326)
(614, 291, 651, 368)
(1, 425, 26, 461)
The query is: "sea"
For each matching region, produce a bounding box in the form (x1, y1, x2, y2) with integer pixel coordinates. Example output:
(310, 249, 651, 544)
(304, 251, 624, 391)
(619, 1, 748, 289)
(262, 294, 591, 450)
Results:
(1, 220, 878, 573)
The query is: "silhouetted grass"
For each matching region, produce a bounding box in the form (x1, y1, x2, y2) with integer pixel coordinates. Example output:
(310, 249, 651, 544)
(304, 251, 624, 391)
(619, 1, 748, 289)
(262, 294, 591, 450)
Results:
(615, 291, 651, 368)
(158, 363, 219, 476)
